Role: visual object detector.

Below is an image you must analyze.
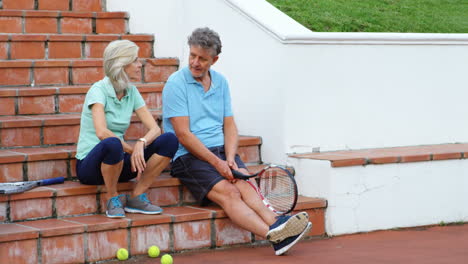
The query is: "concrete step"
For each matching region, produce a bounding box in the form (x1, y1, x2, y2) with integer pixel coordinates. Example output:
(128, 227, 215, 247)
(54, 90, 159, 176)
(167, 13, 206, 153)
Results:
(0, 163, 266, 222)
(0, 196, 326, 263)
(289, 143, 468, 236)
(0, 10, 128, 34)
(0, 111, 161, 148)
(0, 58, 178, 87)
(2, 0, 103, 12)
(0, 33, 154, 60)
(0, 83, 163, 115)
(0, 136, 262, 183)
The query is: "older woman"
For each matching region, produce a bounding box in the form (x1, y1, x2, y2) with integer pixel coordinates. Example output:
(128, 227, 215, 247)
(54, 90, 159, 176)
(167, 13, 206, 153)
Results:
(76, 40, 178, 218)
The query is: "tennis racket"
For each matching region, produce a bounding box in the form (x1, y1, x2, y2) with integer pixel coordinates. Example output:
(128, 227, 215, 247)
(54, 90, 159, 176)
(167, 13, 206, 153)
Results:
(232, 165, 298, 215)
(0, 177, 65, 195)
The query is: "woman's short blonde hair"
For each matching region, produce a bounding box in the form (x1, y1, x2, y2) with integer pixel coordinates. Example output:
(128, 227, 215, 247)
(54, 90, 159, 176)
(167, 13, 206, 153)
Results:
(103, 40, 139, 93)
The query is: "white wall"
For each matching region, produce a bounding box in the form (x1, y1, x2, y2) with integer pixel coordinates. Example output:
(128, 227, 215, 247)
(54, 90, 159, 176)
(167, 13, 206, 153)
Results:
(108, 0, 468, 164)
(290, 157, 468, 235)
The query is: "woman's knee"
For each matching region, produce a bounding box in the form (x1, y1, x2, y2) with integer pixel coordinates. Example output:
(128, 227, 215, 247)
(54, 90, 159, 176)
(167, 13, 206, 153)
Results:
(101, 137, 123, 164)
(154, 132, 179, 158)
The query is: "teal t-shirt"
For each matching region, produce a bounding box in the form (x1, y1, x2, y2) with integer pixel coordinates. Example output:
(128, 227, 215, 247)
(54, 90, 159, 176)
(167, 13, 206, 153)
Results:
(162, 67, 233, 161)
(76, 77, 146, 160)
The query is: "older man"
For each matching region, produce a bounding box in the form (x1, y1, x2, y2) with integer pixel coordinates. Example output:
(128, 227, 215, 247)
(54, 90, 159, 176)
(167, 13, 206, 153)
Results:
(162, 27, 311, 255)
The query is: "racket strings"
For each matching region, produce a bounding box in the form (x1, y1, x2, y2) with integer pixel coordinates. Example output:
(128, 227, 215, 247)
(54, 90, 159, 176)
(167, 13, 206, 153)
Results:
(258, 168, 296, 214)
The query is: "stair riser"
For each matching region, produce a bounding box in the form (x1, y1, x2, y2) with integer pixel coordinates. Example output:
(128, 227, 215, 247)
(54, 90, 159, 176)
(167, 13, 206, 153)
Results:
(0, 208, 325, 263)
(0, 144, 261, 183)
(0, 14, 126, 34)
(2, 0, 103, 12)
(0, 39, 153, 60)
(0, 120, 155, 148)
(1, 185, 194, 222)
(0, 63, 177, 87)
(0, 90, 161, 115)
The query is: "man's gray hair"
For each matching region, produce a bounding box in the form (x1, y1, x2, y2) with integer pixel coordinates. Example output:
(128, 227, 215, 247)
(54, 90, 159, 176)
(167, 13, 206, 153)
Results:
(188, 27, 222, 56)
(103, 40, 139, 93)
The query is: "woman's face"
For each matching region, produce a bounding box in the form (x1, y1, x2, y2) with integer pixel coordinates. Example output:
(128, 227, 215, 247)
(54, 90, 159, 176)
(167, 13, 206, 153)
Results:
(124, 58, 142, 82)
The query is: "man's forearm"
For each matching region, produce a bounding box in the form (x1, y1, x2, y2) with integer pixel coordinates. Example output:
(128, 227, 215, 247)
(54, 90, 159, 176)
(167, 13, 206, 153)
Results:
(223, 117, 239, 161)
(224, 128, 238, 161)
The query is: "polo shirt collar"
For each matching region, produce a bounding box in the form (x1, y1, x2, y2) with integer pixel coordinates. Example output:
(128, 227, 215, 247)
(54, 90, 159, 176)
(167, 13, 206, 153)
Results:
(183, 67, 217, 89)
(103, 76, 128, 98)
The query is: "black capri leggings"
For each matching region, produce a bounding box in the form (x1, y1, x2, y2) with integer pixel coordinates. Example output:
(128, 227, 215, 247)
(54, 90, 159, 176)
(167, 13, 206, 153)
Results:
(76, 132, 178, 185)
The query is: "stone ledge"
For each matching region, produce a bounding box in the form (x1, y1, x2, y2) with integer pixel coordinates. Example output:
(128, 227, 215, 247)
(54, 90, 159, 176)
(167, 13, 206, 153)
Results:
(290, 143, 468, 167)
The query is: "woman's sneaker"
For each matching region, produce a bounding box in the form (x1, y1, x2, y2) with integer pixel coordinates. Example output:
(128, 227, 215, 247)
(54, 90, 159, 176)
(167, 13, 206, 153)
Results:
(273, 221, 312, 256)
(106, 194, 126, 218)
(124, 193, 163, 214)
(266, 211, 309, 243)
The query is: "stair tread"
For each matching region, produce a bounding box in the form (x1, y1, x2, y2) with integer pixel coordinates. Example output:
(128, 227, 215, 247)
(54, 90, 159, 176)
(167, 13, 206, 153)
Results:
(0, 58, 178, 67)
(290, 143, 468, 167)
(0, 111, 161, 127)
(0, 33, 153, 41)
(0, 10, 128, 18)
(0, 195, 326, 242)
(0, 83, 164, 97)
(1, 163, 265, 202)
(188, 196, 327, 219)
(0, 136, 261, 163)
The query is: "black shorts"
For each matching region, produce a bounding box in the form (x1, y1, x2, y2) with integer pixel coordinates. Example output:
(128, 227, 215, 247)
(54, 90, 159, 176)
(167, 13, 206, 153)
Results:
(170, 146, 246, 205)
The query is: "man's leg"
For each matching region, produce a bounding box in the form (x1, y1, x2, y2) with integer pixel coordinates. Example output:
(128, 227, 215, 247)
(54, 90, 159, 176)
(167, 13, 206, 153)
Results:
(233, 180, 277, 225)
(207, 180, 270, 238)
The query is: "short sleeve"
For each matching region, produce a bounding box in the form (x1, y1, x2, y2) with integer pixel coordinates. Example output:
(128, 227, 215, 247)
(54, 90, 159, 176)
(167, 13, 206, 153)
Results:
(132, 86, 146, 111)
(223, 79, 233, 117)
(163, 81, 189, 118)
(86, 83, 106, 109)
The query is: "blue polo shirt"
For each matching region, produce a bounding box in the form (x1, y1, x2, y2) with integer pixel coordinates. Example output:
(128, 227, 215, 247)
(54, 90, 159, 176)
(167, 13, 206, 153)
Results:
(162, 67, 233, 160)
(76, 77, 146, 160)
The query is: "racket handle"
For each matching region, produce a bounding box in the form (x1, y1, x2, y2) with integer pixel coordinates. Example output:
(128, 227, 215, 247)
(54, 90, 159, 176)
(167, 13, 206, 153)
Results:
(231, 170, 251, 180)
(40, 177, 65, 186)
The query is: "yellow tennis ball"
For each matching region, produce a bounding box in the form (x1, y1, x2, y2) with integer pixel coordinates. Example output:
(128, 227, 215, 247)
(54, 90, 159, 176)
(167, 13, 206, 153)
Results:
(161, 254, 173, 264)
(148, 245, 160, 258)
(116, 248, 128, 261)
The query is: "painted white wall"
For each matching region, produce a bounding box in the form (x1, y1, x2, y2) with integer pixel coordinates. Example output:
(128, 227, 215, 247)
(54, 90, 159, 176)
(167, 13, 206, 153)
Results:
(290, 157, 468, 235)
(108, 0, 468, 165)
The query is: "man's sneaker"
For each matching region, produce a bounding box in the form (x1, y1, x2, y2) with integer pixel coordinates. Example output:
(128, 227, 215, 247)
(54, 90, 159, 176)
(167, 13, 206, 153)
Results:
(106, 194, 126, 218)
(124, 193, 163, 214)
(273, 221, 312, 256)
(266, 211, 309, 243)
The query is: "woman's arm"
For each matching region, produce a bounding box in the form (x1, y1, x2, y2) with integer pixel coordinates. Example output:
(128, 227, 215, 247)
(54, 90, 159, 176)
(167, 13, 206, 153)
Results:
(131, 105, 161, 173)
(91, 103, 133, 153)
(134, 105, 161, 144)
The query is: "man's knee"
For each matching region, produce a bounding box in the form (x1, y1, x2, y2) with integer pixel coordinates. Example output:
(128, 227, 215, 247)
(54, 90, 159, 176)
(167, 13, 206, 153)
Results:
(101, 137, 123, 164)
(210, 181, 241, 205)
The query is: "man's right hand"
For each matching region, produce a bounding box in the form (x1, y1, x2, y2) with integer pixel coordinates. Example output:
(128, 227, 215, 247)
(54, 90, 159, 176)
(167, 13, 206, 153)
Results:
(213, 158, 235, 182)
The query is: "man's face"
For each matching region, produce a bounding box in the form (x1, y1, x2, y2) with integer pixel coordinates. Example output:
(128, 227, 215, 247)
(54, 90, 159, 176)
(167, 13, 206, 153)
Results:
(188, 45, 218, 79)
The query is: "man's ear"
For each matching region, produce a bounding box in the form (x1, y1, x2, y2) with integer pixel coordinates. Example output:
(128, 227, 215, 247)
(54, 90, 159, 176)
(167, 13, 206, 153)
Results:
(212, 55, 219, 65)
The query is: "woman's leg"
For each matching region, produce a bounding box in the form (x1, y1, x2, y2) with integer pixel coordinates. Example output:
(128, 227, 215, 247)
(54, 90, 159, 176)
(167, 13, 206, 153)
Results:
(132, 154, 170, 197)
(76, 137, 125, 217)
(101, 161, 124, 200)
(129, 132, 178, 197)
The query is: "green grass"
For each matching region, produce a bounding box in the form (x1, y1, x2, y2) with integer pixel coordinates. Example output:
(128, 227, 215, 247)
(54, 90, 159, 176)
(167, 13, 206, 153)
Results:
(266, 0, 468, 33)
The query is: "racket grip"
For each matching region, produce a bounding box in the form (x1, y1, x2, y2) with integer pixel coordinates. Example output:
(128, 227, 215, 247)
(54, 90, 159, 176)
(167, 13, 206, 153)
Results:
(231, 169, 250, 180)
(40, 177, 65, 186)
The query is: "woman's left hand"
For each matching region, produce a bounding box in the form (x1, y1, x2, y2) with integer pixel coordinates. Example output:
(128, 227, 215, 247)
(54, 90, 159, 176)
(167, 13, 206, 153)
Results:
(131, 141, 146, 178)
